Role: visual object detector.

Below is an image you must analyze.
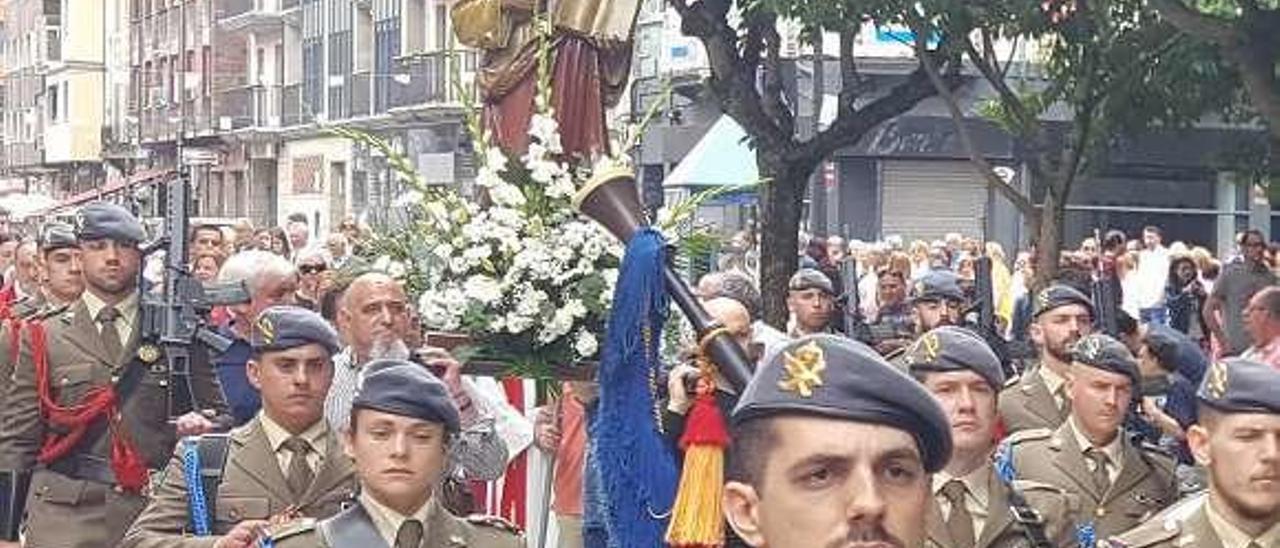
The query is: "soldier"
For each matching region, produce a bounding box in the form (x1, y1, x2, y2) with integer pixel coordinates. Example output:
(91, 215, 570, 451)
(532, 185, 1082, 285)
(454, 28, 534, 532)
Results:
(722, 334, 953, 547)
(903, 326, 1082, 548)
(121, 306, 357, 548)
(0, 223, 83, 401)
(881, 271, 965, 359)
(786, 268, 835, 337)
(1002, 334, 1177, 540)
(1107, 358, 1280, 547)
(0, 202, 227, 548)
(267, 359, 522, 547)
(998, 284, 1095, 433)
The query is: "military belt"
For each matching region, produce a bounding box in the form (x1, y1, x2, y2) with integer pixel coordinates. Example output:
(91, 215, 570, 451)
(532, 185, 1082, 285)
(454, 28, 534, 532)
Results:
(48, 453, 117, 486)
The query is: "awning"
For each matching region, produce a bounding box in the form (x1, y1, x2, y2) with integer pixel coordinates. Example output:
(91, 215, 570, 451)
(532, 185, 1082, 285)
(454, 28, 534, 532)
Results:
(30, 167, 176, 218)
(664, 115, 760, 188)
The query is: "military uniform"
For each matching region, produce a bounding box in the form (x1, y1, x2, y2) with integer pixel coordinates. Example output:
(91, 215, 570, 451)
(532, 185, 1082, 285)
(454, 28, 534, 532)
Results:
(266, 358, 523, 548)
(786, 268, 836, 337)
(121, 307, 356, 547)
(885, 271, 966, 363)
(1106, 357, 1280, 548)
(0, 224, 76, 405)
(997, 285, 1095, 434)
(904, 327, 1083, 548)
(1003, 335, 1177, 540)
(0, 203, 228, 547)
(269, 497, 523, 548)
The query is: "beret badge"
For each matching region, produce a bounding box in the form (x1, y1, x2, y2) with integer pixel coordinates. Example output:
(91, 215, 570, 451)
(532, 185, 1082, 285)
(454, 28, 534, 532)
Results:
(1206, 361, 1229, 400)
(778, 340, 827, 398)
(257, 316, 276, 346)
(1076, 336, 1103, 362)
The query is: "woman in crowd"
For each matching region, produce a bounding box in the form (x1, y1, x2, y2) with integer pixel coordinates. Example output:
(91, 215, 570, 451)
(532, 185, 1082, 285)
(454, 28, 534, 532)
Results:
(1165, 255, 1209, 347)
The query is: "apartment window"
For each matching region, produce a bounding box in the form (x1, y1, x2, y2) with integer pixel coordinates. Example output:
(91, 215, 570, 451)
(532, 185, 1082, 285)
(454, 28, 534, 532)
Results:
(301, 0, 324, 119)
(256, 47, 266, 85)
(373, 0, 401, 113)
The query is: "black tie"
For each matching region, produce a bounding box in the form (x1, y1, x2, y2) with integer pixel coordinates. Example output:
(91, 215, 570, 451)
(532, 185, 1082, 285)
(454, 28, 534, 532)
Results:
(98, 306, 123, 360)
(395, 519, 424, 548)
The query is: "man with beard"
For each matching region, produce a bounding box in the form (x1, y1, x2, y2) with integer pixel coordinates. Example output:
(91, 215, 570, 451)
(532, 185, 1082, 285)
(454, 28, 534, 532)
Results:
(1003, 334, 1177, 540)
(326, 272, 507, 483)
(883, 271, 965, 362)
(1106, 358, 1280, 547)
(723, 334, 952, 548)
(121, 306, 357, 548)
(0, 202, 227, 547)
(998, 285, 1095, 433)
(905, 327, 1082, 548)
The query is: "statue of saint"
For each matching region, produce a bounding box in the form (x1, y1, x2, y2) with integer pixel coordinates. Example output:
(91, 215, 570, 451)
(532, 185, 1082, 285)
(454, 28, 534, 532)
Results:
(453, 0, 641, 158)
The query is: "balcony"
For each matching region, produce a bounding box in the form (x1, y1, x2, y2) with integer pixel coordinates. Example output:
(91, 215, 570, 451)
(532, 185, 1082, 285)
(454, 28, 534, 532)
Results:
(217, 0, 285, 34)
(216, 84, 283, 133)
(387, 50, 479, 110)
(282, 83, 304, 127)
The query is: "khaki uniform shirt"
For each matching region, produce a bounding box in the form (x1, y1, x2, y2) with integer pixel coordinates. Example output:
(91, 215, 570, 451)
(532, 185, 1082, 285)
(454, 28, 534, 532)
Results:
(269, 495, 523, 548)
(1003, 420, 1178, 540)
(998, 362, 1071, 434)
(925, 462, 1083, 548)
(120, 415, 356, 548)
(1106, 498, 1280, 548)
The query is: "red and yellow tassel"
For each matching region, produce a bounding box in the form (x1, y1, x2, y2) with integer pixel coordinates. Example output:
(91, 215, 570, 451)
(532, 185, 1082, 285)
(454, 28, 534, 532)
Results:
(665, 371, 730, 547)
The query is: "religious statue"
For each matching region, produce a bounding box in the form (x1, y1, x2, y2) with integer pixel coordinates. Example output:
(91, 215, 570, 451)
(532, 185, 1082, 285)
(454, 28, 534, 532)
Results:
(452, 0, 642, 158)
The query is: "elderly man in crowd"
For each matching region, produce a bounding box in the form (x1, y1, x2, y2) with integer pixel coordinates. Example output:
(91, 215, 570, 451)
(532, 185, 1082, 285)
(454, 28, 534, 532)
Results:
(1241, 286, 1280, 369)
(215, 249, 301, 424)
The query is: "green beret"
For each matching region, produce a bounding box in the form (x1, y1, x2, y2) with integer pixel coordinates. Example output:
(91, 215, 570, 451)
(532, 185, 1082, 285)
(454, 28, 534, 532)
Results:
(1070, 334, 1139, 387)
(904, 326, 1005, 390)
(733, 334, 953, 473)
(1198, 358, 1280, 414)
(1033, 284, 1094, 318)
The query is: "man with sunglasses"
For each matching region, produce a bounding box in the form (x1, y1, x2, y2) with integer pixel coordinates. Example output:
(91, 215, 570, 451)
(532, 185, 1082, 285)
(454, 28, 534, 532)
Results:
(295, 251, 330, 312)
(1204, 228, 1276, 358)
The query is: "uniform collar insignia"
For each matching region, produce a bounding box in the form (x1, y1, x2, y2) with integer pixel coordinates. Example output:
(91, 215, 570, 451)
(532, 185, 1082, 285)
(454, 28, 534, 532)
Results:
(778, 340, 827, 398)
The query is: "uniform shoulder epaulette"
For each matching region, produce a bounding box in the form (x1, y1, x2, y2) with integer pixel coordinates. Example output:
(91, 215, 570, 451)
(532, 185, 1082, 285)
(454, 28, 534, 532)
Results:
(1003, 375, 1021, 389)
(1004, 427, 1053, 446)
(32, 303, 70, 321)
(1011, 478, 1068, 494)
(464, 514, 524, 536)
(264, 517, 317, 542)
(1104, 513, 1181, 548)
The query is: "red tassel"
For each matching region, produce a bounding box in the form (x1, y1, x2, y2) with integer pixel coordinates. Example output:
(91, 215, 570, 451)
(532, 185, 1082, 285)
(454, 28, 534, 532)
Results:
(666, 381, 731, 547)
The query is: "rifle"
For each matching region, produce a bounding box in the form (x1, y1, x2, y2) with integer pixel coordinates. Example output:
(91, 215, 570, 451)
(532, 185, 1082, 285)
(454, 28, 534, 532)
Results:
(1092, 228, 1120, 336)
(970, 256, 1018, 378)
(839, 258, 873, 343)
(138, 168, 250, 421)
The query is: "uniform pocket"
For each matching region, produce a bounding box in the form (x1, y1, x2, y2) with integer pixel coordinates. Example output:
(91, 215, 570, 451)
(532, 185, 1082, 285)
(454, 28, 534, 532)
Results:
(50, 363, 97, 405)
(215, 496, 271, 524)
(29, 469, 87, 505)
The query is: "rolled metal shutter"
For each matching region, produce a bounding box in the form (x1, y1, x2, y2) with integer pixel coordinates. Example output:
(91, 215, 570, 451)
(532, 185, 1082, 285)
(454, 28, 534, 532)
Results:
(881, 160, 987, 241)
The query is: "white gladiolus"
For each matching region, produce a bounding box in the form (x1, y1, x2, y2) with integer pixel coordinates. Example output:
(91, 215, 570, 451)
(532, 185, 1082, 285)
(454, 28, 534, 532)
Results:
(574, 330, 598, 358)
(463, 275, 503, 305)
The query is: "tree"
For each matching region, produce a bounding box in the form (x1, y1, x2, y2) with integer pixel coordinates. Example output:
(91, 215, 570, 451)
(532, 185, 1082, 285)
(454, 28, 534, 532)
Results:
(664, 0, 963, 326)
(908, 0, 1227, 286)
(1150, 0, 1280, 180)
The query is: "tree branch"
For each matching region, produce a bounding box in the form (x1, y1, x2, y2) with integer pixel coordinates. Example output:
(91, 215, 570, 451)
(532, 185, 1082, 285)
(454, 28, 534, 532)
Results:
(909, 19, 1035, 215)
(759, 18, 795, 138)
(838, 29, 859, 114)
(1236, 45, 1280, 143)
(1150, 0, 1241, 45)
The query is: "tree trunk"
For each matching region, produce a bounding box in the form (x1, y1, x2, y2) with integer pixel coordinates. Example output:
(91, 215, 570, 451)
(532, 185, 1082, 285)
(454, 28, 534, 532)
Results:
(1033, 189, 1066, 292)
(757, 151, 810, 329)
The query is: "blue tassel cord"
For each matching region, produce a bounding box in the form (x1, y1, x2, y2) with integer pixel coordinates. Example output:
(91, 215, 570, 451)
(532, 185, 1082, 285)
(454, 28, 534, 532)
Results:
(182, 437, 212, 536)
(590, 228, 678, 548)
